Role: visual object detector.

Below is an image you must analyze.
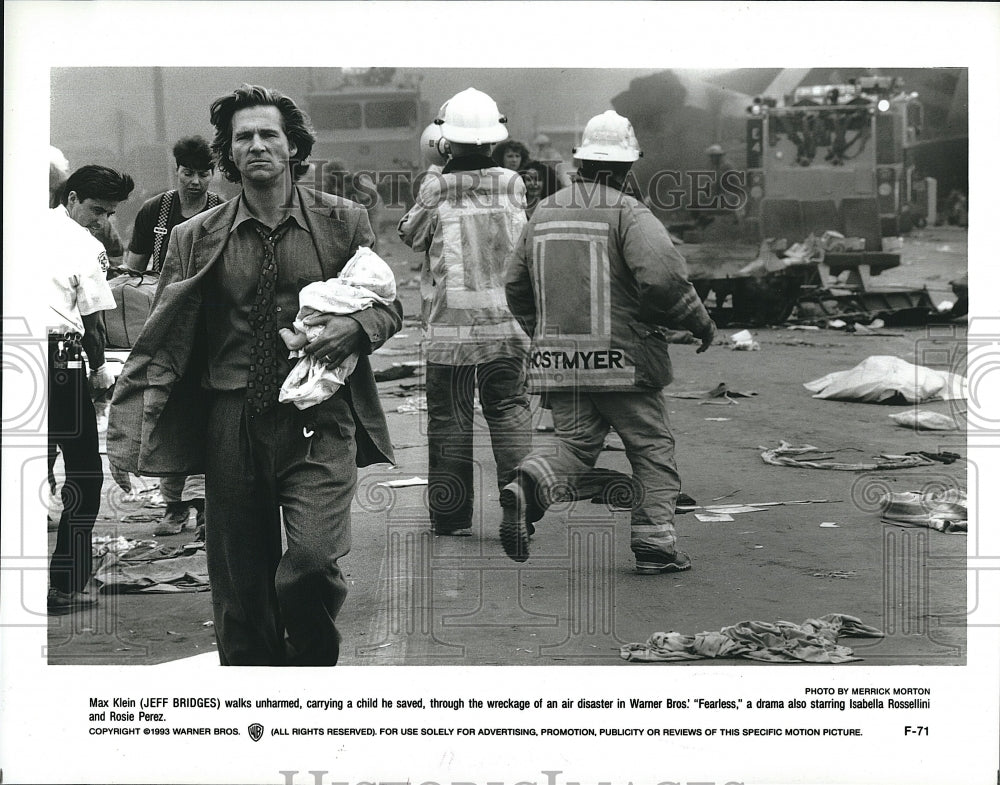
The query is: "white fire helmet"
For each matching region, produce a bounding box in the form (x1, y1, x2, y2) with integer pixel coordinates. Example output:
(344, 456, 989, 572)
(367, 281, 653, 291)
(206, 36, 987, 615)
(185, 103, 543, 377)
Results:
(436, 88, 509, 145)
(420, 122, 450, 167)
(573, 110, 642, 163)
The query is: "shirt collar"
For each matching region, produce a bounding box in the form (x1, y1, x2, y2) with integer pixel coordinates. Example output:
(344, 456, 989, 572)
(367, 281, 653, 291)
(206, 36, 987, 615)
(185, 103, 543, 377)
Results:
(231, 187, 311, 234)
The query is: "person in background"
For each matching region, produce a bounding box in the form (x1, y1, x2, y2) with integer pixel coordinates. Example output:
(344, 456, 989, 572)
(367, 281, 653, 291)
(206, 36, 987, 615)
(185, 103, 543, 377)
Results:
(50, 145, 126, 264)
(47, 164, 135, 613)
(491, 139, 531, 172)
(398, 88, 533, 537)
(123, 135, 222, 538)
(518, 159, 559, 218)
(108, 84, 401, 666)
(503, 110, 716, 571)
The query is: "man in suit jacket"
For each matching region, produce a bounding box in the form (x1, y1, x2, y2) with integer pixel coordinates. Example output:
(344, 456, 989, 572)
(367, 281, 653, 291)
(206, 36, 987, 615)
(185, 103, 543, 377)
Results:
(108, 84, 402, 666)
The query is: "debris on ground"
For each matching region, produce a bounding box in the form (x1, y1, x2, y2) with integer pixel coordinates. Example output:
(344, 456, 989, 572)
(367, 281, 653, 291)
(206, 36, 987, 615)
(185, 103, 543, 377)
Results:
(375, 476, 428, 488)
(880, 489, 967, 533)
(804, 355, 966, 404)
(374, 363, 420, 383)
(889, 410, 961, 430)
(664, 382, 758, 402)
(695, 512, 734, 522)
(730, 329, 761, 351)
(93, 548, 209, 594)
(396, 395, 427, 413)
(812, 570, 856, 579)
(620, 613, 883, 663)
(760, 441, 937, 471)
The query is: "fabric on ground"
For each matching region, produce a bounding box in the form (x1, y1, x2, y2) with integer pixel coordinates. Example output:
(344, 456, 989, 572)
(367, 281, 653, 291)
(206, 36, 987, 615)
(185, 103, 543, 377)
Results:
(880, 490, 967, 533)
(621, 613, 884, 663)
(889, 410, 961, 430)
(664, 383, 758, 400)
(93, 549, 209, 593)
(760, 441, 937, 471)
(804, 355, 967, 404)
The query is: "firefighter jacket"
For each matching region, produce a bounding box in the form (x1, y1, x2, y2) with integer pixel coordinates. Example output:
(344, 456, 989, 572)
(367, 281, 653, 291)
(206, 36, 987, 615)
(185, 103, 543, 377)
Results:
(398, 154, 530, 365)
(505, 179, 715, 393)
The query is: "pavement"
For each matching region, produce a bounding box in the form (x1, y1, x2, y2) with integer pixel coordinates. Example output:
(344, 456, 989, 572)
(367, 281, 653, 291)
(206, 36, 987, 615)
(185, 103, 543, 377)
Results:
(46, 225, 970, 667)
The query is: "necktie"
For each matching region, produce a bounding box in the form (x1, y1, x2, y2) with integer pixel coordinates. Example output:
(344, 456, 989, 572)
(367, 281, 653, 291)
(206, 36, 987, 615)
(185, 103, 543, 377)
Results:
(246, 220, 291, 417)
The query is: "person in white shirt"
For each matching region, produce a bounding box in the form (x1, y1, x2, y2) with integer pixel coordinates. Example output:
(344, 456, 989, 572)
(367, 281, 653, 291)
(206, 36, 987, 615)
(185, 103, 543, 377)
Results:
(48, 164, 134, 613)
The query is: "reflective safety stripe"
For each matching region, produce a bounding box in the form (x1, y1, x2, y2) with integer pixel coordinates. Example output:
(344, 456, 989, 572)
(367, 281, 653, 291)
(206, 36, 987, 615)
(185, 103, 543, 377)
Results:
(532, 220, 611, 341)
(434, 201, 522, 313)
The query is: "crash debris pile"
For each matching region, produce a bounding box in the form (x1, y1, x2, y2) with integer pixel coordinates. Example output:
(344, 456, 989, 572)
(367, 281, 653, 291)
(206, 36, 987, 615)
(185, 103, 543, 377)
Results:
(621, 613, 884, 663)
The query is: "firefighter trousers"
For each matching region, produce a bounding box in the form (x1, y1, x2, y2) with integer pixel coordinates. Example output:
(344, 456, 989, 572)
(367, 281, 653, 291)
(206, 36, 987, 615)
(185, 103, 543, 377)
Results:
(517, 388, 681, 556)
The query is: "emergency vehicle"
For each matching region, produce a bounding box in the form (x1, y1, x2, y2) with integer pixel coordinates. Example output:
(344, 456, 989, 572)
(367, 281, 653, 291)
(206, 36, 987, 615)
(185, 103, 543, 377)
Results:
(744, 76, 931, 245)
(304, 69, 428, 207)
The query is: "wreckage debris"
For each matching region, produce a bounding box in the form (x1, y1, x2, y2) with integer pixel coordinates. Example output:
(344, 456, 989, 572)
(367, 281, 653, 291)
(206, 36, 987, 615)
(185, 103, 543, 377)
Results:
(879, 489, 967, 533)
(760, 441, 938, 471)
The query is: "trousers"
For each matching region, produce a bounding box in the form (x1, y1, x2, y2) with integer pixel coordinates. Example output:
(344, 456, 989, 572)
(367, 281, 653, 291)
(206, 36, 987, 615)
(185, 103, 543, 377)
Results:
(204, 389, 357, 666)
(517, 388, 681, 555)
(47, 339, 103, 593)
(425, 358, 532, 529)
(159, 473, 206, 504)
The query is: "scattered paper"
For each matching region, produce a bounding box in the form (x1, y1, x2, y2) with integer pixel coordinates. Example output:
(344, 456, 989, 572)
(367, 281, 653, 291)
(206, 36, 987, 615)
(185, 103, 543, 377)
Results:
(695, 513, 734, 522)
(705, 505, 767, 515)
(376, 476, 428, 488)
(819, 522, 841, 528)
(704, 417, 731, 421)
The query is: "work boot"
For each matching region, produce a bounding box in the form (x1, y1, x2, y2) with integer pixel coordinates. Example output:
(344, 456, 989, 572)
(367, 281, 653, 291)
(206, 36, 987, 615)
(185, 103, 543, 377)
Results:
(47, 587, 98, 615)
(154, 502, 191, 536)
(500, 481, 531, 562)
(632, 548, 692, 575)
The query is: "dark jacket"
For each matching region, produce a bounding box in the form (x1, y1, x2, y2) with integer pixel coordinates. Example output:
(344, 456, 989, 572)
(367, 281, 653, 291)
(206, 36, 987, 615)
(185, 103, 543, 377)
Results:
(108, 186, 401, 476)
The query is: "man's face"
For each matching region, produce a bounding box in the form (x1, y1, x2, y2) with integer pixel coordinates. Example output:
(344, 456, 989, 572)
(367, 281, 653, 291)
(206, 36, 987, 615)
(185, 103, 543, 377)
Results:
(177, 164, 213, 198)
(503, 149, 523, 170)
(231, 105, 297, 184)
(65, 191, 118, 231)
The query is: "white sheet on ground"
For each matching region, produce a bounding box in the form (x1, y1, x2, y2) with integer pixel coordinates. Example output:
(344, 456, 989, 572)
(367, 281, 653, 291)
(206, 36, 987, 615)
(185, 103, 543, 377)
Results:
(804, 355, 967, 403)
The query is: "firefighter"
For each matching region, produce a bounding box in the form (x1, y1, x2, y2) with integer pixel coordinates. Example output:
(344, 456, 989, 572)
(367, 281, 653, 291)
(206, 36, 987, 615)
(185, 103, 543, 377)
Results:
(502, 110, 717, 571)
(398, 88, 533, 536)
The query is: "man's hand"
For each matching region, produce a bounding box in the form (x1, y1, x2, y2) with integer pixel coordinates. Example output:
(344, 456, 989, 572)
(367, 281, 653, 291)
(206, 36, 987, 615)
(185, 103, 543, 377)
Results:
(89, 363, 115, 393)
(696, 322, 717, 354)
(110, 463, 132, 493)
(301, 314, 365, 368)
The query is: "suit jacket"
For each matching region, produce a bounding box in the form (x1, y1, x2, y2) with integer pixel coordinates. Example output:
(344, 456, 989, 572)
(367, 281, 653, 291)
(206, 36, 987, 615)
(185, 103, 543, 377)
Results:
(107, 186, 401, 476)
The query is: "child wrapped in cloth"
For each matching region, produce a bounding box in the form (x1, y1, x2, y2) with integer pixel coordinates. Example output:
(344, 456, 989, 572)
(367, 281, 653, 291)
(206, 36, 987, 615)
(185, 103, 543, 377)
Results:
(278, 247, 397, 409)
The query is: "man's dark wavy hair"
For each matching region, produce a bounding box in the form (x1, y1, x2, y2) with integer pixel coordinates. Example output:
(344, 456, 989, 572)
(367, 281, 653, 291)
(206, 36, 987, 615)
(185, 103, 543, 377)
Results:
(209, 84, 315, 183)
(172, 136, 215, 171)
(61, 165, 135, 206)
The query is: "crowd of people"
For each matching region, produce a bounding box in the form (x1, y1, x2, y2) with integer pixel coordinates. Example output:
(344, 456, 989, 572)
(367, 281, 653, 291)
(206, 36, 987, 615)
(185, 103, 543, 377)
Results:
(47, 83, 716, 665)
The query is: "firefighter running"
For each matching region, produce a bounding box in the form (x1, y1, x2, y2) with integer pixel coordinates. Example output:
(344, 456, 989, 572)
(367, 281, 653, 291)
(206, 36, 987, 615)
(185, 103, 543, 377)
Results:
(502, 109, 717, 571)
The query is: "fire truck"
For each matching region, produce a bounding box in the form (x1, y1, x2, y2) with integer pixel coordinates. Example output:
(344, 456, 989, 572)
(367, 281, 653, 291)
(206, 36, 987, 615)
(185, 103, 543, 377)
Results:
(744, 76, 931, 242)
(682, 76, 938, 325)
(304, 68, 428, 209)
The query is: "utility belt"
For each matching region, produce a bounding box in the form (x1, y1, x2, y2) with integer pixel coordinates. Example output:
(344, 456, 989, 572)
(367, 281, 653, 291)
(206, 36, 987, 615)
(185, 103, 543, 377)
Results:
(48, 332, 84, 370)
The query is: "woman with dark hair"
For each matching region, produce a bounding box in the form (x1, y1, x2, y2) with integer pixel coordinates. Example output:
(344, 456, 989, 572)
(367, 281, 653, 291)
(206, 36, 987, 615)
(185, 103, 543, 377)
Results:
(491, 139, 531, 172)
(210, 84, 315, 183)
(518, 159, 560, 217)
